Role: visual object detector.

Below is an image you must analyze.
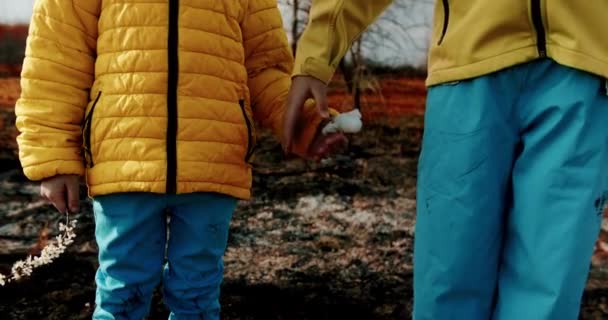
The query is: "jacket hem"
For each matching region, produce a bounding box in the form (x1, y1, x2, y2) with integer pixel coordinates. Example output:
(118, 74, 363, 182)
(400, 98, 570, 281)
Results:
(426, 45, 608, 86)
(88, 181, 251, 200)
(426, 46, 539, 86)
(548, 45, 608, 80)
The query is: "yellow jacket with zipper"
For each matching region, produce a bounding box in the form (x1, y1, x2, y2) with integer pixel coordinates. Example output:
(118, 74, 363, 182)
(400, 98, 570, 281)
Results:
(294, 0, 608, 86)
(16, 0, 327, 200)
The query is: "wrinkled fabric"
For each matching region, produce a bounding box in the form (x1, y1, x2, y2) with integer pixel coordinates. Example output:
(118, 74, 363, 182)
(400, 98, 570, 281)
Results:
(93, 192, 236, 320)
(16, 0, 326, 199)
(415, 59, 608, 320)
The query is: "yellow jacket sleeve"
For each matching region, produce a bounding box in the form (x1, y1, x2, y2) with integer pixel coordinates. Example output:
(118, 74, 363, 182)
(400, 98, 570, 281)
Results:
(242, 0, 336, 157)
(15, 0, 99, 181)
(293, 0, 393, 83)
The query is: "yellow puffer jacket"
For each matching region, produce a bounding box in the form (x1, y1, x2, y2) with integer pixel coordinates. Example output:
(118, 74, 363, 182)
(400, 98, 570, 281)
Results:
(293, 0, 608, 86)
(16, 0, 326, 199)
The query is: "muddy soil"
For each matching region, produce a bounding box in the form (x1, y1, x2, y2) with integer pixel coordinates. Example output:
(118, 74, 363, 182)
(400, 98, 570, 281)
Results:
(0, 118, 606, 319)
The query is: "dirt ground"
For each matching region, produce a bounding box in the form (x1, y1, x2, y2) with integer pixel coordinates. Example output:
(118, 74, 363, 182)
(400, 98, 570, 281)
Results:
(0, 116, 607, 319)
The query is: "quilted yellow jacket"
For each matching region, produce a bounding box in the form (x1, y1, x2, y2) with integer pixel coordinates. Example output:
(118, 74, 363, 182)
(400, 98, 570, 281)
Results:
(293, 0, 608, 86)
(16, 0, 326, 199)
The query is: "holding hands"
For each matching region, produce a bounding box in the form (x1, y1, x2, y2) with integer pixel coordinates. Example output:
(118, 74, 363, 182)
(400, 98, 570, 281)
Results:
(284, 76, 362, 162)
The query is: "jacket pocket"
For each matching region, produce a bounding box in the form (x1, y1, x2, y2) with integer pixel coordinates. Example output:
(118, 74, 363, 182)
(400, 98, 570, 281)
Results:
(238, 99, 256, 162)
(437, 0, 450, 45)
(82, 91, 102, 168)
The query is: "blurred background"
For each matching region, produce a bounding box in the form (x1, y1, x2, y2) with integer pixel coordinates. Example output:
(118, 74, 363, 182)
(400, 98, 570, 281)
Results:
(0, 1, 607, 319)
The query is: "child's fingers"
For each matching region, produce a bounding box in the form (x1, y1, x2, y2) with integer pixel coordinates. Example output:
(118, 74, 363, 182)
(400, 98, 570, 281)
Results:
(47, 189, 68, 214)
(284, 76, 320, 153)
(40, 176, 80, 214)
(283, 91, 306, 152)
(311, 85, 329, 119)
(66, 180, 80, 213)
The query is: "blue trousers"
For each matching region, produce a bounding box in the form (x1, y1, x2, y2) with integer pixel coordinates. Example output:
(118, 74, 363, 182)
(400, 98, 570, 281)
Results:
(92, 192, 237, 320)
(415, 59, 608, 319)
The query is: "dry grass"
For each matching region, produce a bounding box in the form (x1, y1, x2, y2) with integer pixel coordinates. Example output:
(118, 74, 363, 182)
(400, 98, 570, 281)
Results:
(0, 77, 20, 107)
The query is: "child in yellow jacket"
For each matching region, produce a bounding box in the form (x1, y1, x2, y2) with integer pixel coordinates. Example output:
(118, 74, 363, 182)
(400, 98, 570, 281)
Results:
(284, 1, 608, 319)
(15, 0, 345, 318)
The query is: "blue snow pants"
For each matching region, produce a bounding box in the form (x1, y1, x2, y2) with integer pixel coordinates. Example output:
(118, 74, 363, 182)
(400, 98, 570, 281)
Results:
(414, 59, 608, 320)
(92, 192, 237, 320)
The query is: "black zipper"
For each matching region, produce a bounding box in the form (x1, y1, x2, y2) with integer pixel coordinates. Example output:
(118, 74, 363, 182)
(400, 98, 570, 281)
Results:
(238, 99, 254, 162)
(437, 0, 450, 45)
(531, 0, 546, 57)
(83, 91, 102, 168)
(167, 0, 179, 194)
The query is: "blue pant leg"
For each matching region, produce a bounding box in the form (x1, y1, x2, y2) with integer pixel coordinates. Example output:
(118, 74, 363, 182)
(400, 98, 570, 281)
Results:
(93, 193, 167, 320)
(493, 60, 608, 320)
(163, 192, 237, 320)
(414, 69, 522, 320)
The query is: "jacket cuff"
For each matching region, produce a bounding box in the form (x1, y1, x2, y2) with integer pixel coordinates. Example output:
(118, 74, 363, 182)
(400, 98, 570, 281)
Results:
(292, 57, 336, 85)
(22, 160, 85, 181)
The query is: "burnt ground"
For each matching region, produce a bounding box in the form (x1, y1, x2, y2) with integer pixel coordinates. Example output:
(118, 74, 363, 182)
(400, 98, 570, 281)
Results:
(0, 117, 607, 319)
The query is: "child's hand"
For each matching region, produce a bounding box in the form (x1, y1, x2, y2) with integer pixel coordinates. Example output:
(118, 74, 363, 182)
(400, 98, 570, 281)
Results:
(307, 132, 348, 161)
(284, 76, 330, 153)
(40, 175, 81, 214)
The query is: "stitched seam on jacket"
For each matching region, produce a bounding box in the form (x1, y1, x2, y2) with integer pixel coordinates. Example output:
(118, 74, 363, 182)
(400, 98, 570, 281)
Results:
(25, 55, 94, 76)
(97, 25, 165, 38)
(246, 46, 290, 65)
(93, 116, 243, 125)
(244, 26, 283, 43)
(17, 97, 85, 110)
(548, 44, 608, 66)
(20, 76, 90, 92)
(179, 4, 240, 19)
(95, 114, 241, 121)
(100, 93, 242, 104)
(89, 159, 248, 170)
(31, 12, 97, 39)
(96, 70, 241, 84)
(177, 25, 240, 43)
(246, 5, 275, 17)
(249, 76, 285, 108)
(73, 3, 98, 16)
(26, 34, 95, 57)
(97, 49, 242, 65)
(100, 2, 240, 22)
(246, 44, 289, 56)
(101, 1, 167, 12)
(98, 24, 239, 44)
(91, 137, 246, 148)
(22, 159, 82, 168)
(430, 45, 536, 72)
(91, 179, 250, 189)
